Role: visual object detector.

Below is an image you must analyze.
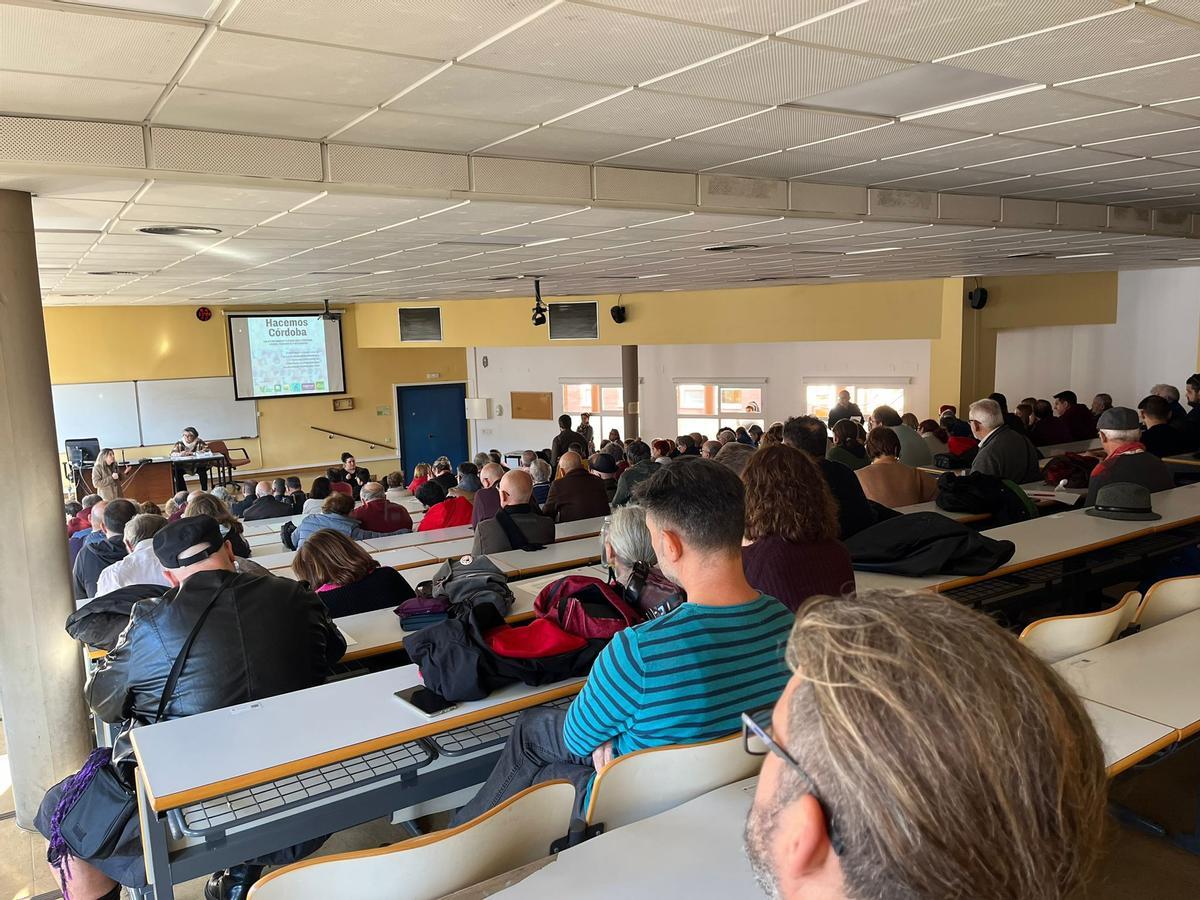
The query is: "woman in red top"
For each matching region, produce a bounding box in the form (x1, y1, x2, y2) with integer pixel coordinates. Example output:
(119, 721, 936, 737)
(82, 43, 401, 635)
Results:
(407, 462, 432, 494)
(415, 480, 473, 532)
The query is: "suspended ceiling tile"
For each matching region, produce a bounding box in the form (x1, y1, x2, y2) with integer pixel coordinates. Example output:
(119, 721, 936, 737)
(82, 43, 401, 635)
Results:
(0, 174, 147, 201)
(70, 0, 218, 16)
(0, 71, 162, 121)
(801, 122, 986, 164)
(1157, 97, 1200, 120)
(137, 182, 322, 210)
(32, 197, 126, 230)
(1064, 55, 1200, 105)
(945, 11, 1200, 84)
(609, 139, 768, 171)
(911, 88, 1134, 132)
(124, 203, 269, 227)
(1090, 126, 1200, 156)
(592, 0, 847, 33)
(964, 146, 1136, 174)
(0, 4, 201, 82)
(1146, 0, 1200, 20)
(484, 127, 663, 163)
(224, 0, 551, 60)
(647, 39, 914, 105)
(692, 107, 889, 150)
(1096, 168, 1200, 188)
(893, 135, 1066, 168)
(1039, 157, 1196, 181)
(1008, 107, 1200, 145)
(465, 4, 750, 84)
(335, 110, 527, 153)
(156, 87, 366, 139)
(182, 32, 443, 107)
(788, 0, 1114, 62)
(550, 89, 769, 139)
(712, 150, 851, 179)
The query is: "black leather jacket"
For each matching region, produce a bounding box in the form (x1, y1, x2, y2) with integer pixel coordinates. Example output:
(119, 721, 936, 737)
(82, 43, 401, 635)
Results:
(87, 568, 346, 762)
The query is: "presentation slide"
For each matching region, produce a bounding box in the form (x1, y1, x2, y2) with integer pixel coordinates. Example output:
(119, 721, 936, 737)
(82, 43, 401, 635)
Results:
(229, 314, 346, 400)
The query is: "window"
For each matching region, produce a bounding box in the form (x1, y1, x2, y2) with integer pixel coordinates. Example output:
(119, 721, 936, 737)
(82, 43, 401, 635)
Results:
(675, 383, 764, 437)
(805, 383, 907, 422)
(562, 382, 624, 444)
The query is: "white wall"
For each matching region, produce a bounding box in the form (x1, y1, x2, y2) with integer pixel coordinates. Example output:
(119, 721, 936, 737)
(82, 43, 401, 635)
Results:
(470, 340, 932, 451)
(995, 268, 1200, 407)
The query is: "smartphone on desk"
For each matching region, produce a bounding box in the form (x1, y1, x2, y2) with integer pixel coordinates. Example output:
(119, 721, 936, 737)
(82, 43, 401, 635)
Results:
(394, 685, 458, 718)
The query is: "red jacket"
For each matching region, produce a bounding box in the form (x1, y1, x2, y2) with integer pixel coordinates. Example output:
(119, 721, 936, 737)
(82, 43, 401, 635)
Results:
(417, 496, 473, 532)
(408, 475, 429, 494)
(352, 498, 413, 534)
(67, 508, 92, 536)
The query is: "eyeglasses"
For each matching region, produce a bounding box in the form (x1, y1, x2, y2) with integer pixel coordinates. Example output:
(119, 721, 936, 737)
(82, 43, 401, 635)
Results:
(742, 707, 844, 856)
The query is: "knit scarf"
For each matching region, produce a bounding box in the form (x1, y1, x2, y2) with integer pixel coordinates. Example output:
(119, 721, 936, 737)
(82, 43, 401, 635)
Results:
(1090, 442, 1145, 479)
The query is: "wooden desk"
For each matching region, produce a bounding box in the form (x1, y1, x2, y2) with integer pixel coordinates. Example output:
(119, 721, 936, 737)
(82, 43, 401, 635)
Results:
(892, 500, 990, 524)
(1164, 453, 1200, 469)
(1055, 610, 1200, 740)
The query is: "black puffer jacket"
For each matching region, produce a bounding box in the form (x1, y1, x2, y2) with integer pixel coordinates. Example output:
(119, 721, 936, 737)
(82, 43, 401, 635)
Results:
(87, 568, 345, 762)
(71, 535, 128, 600)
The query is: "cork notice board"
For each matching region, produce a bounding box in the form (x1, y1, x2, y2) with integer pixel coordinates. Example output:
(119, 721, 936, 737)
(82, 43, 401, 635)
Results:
(511, 391, 554, 420)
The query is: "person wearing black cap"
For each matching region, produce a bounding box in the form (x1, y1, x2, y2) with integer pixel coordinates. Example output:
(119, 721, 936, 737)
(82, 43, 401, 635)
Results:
(38, 515, 345, 900)
(589, 450, 620, 502)
(1086, 407, 1174, 507)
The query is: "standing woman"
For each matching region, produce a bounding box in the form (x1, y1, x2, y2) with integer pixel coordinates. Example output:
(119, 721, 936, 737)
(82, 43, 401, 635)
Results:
(170, 426, 211, 493)
(91, 448, 123, 501)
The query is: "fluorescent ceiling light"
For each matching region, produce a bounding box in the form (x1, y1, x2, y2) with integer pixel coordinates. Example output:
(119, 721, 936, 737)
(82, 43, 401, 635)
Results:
(900, 83, 1047, 121)
(637, 273, 669, 278)
(795, 64, 1033, 118)
(1055, 252, 1114, 259)
(844, 247, 902, 255)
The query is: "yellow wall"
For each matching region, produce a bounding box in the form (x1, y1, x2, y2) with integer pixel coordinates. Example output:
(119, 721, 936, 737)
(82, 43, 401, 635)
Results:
(42, 306, 468, 473)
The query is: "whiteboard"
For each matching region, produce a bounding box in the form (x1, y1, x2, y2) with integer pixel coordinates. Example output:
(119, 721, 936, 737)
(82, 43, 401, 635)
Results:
(137, 377, 258, 444)
(52, 381, 142, 449)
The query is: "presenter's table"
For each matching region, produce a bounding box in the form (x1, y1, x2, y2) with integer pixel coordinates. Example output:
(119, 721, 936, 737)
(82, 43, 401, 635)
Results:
(74, 453, 226, 503)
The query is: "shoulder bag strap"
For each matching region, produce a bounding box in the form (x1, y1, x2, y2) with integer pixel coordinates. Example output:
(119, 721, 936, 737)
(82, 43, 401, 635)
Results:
(153, 575, 230, 723)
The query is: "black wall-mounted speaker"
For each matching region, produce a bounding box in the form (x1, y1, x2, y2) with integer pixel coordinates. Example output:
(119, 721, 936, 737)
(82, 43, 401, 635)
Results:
(968, 287, 988, 310)
(610, 305, 627, 324)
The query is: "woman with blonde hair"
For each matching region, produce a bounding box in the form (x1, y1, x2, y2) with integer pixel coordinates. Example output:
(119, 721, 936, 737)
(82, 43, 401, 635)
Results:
(182, 491, 252, 558)
(292, 530, 414, 618)
(91, 448, 122, 501)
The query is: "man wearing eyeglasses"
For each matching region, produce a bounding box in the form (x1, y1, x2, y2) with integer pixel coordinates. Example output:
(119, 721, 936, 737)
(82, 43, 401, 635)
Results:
(742, 590, 1109, 900)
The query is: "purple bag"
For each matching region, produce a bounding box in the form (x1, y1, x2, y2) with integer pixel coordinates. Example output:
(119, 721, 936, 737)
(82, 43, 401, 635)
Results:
(395, 594, 450, 631)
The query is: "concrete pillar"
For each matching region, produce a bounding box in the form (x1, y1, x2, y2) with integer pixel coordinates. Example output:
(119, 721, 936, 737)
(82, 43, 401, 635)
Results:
(0, 189, 91, 828)
(621, 344, 639, 440)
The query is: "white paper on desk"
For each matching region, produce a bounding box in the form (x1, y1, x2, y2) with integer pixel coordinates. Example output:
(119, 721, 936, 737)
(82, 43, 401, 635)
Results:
(336, 626, 358, 647)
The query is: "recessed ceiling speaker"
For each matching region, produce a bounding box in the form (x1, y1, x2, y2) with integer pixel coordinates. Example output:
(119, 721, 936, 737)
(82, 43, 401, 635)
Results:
(968, 287, 988, 310)
(610, 304, 626, 324)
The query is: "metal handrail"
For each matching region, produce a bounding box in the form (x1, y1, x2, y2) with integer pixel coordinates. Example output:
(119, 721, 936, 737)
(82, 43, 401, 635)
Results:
(309, 426, 395, 450)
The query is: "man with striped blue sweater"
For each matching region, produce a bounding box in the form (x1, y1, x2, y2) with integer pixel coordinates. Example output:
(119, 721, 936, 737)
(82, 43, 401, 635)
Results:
(451, 459, 794, 825)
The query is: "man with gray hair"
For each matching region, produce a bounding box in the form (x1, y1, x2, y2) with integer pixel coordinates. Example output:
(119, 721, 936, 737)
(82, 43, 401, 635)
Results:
(519, 449, 538, 470)
(352, 480, 413, 533)
(96, 513, 170, 594)
(968, 397, 1039, 483)
(1085, 407, 1174, 506)
(242, 480, 294, 521)
(700, 439, 722, 460)
(1150, 383, 1187, 423)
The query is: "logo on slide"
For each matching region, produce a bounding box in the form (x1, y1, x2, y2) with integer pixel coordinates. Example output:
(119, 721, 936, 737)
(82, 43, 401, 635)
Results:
(316, 381, 325, 391)
(291, 382, 302, 392)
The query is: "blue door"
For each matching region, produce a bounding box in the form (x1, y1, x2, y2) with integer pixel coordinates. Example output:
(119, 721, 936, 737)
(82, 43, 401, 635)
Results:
(397, 383, 469, 481)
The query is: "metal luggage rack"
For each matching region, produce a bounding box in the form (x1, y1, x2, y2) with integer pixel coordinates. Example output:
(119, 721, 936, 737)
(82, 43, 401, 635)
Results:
(168, 740, 434, 840)
(1122, 530, 1200, 559)
(1008, 561, 1068, 586)
(944, 576, 1041, 610)
(431, 695, 575, 757)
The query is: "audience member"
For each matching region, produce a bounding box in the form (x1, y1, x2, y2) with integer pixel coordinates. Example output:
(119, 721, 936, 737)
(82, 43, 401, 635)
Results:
(1014, 402, 1034, 430)
(327, 467, 353, 497)
(416, 480, 473, 532)
(96, 513, 170, 595)
(1150, 383, 1187, 424)
(900, 412, 920, 430)
(67, 494, 100, 538)
(651, 439, 673, 463)
(1053, 390, 1098, 440)
(714, 441, 755, 477)
(827, 390, 862, 428)
(717, 427, 736, 445)
(1086, 407, 1174, 506)
(577, 412, 596, 455)
(870, 405, 933, 467)
(741, 446, 856, 613)
(139, 501, 161, 516)
(987, 392, 1027, 435)
(748, 424, 764, 446)
(551, 414, 589, 469)
(602, 506, 682, 616)
(826, 419, 868, 472)
(471, 463, 505, 527)
(939, 404, 972, 438)
(701, 439, 722, 459)
(613, 440, 656, 507)
(283, 476, 306, 513)
(230, 479, 258, 517)
(209, 485, 235, 507)
(337, 452, 371, 499)
(589, 452, 620, 502)
(1091, 392, 1113, 419)
(432, 459, 457, 492)
(302, 477, 333, 516)
(183, 492, 252, 558)
(542, 451, 611, 523)
(608, 428, 622, 445)
(452, 463, 482, 498)
(784, 417, 875, 539)
(857, 427, 936, 508)
(743, 590, 1106, 900)
(450, 459, 794, 824)
(472, 470, 555, 554)
(916, 419, 949, 458)
(352, 481, 414, 533)
(91, 447, 122, 501)
(72, 498, 138, 600)
(70, 498, 109, 564)
(1138, 395, 1190, 458)
(488, 449, 504, 468)
(736, 427, 754, 446)
(41, 515, 345, 900)
(529, 458, 553, 506)
(292, 530, 415, 617)
(294, 492, 390, 549)
(242, 481, 294, 521)
(1186, 374, 1200, 446)
(761, 423, 784, 447)
(64, 500, 85, 536)
(383, 472, 408, 505)
(675, 434, 700, 456)
(969, 398, 1040, 483)
(472, 451, 491, 471)
(407, 462, 432, 494)
(1028, 398, 1072, 447)
(518, 450, 537, 471)
(164, 491, 188, 522)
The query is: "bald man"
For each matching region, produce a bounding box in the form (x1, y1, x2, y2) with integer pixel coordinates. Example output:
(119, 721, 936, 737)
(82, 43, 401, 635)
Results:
(541, 451, 611, 523)
(472, 469, 556, 555)
(242, 480, 294, 521)
(472, 461, 506, 528)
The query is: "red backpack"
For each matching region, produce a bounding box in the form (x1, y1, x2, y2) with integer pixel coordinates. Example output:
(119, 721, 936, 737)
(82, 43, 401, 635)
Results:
(534, 575, 642, 640)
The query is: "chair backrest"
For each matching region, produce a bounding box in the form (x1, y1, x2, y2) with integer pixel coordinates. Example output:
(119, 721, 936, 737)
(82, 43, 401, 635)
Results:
(207, 439, 229, 457)
(1019, 600, 1127, 664)
(1113, 590, 1141, 636)
(585, 734, 758, 830)
(247, 780, 575, 900)
(1135, 575, 1200, 629)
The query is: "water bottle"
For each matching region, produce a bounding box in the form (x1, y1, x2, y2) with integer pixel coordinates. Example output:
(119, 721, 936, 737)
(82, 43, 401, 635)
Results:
(599, 516, 612, 566)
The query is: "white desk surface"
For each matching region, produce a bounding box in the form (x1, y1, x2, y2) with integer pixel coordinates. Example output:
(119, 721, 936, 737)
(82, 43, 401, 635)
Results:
(251, 548, 297, 569)
(552, 516, 607, 540)
(490, 779, 759, 900)
(127, 453, 224, 464)
(376, 546, 447, 570)
(1055, 609, 1200, 738)
(1164, 453, 1200, 468)
(491, 540, 603, 577)
(130, 665, 585, 812)
(1039, 438, 1103, 457)
(1081, 699, 1178, 775)
(363, 525, 473, 551)
(245, 530, 284, 549)
(892, 500, 988, 523)
(419, 536, 479, 561)
(509, 565, 608, 607)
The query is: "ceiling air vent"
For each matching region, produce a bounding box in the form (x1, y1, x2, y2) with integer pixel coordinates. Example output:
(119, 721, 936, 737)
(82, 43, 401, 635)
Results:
(399, 306, 442, 343)
(549, 301, 598, 341)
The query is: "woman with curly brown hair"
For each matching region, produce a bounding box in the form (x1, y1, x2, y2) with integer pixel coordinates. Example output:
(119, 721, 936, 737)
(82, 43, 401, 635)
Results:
(741, 444, 855, 613)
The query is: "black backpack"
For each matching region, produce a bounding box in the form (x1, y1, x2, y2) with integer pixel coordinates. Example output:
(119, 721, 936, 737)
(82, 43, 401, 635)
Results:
(935, 471, 1037, 527)
(280, 520, 298, 551)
